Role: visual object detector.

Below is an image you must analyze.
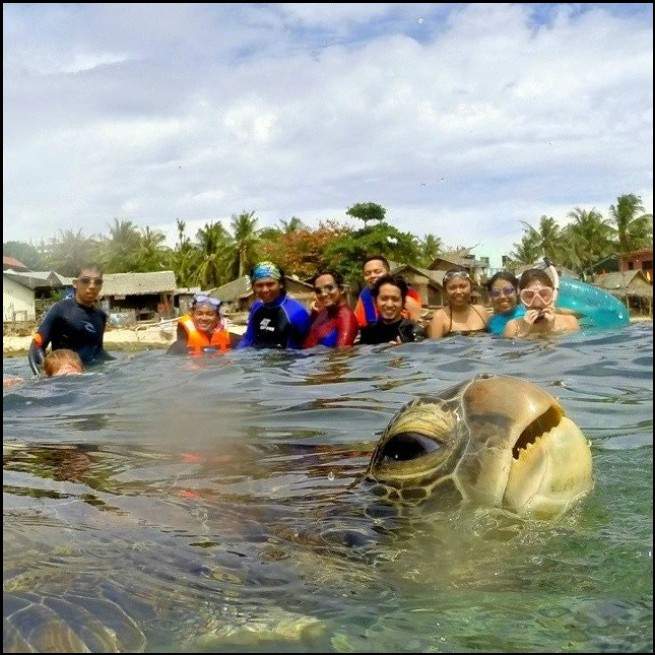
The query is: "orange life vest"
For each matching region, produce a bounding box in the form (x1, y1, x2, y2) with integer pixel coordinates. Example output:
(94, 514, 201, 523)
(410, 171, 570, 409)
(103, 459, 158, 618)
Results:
(179, 316, 231, 355)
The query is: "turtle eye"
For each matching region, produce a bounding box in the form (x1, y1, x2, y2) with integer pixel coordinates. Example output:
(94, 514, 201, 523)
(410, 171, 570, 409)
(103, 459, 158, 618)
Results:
(380, 432, 441, 463)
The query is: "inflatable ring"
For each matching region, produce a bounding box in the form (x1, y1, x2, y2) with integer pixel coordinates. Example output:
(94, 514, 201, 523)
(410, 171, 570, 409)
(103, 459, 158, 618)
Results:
(540, 260, 630, 330)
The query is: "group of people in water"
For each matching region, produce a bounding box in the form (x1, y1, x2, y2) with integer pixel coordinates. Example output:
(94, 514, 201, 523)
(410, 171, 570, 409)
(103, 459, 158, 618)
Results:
(14, 254, 581, 380)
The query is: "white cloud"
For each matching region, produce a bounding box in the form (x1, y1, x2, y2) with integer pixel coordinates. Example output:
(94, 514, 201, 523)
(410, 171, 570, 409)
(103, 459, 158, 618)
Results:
(3, 4, 652, 269)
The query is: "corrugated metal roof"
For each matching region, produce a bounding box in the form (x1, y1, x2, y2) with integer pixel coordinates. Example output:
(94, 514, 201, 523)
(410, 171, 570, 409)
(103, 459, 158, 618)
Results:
(209, 276, 251, 302)
(3, 270, 63, 290)
(101, 271, 176, 296)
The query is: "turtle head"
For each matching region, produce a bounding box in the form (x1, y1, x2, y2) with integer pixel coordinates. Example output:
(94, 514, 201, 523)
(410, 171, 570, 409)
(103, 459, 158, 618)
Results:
(366, 375, 593, 519)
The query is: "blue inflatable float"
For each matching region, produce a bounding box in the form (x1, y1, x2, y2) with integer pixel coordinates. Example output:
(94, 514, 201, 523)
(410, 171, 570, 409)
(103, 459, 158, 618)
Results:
(540, 261, 630, 330)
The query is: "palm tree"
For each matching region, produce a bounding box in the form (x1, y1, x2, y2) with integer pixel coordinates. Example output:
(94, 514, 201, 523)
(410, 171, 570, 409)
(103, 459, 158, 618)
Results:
(562, 208, 615, 277)
(135, 227, 172, 271)
(173, 219, 197, 287)
(519, 215, 563, 264)
(609, 194, 653, 253)
(43, 229, 100, 276)
(419, 233, 442, 267)
(228, 211, 260, 278)
(509, 232, 542, 266)
(279, 217, 306, 234)
(100, 219, 142, 272)
(191, 221, 232, 289)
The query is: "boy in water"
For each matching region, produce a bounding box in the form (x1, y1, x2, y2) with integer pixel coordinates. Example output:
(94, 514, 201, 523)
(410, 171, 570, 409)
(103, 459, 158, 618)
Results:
(43, 349, 84, 377)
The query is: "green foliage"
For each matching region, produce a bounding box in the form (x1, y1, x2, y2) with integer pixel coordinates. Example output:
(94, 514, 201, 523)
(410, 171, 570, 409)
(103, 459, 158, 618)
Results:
(324, 222, 421, 288)
(507, 195, 648, 278)
(42, 229, 101, 276)
(609, 194, 653, 253)
(228, 211, 260, 278)
(346, 202, 387, 225)
(3, 240, 46, 270)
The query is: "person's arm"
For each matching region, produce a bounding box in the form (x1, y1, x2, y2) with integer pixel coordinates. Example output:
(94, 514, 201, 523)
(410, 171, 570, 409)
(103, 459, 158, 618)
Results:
(427, 309, 446, 339)
(166, 338, 189, 355)
(97, 312, 115, 361)
(336, 308, 359, 347)
(27, 304, 61, 374)
(404, 295, 423, 322)
(236, 306, 257, 348)
(287, 303, 311, 349)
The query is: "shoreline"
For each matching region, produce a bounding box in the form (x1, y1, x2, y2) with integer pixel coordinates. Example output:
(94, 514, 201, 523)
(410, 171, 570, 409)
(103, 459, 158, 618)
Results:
(3, 324, 247, 357)
(2, 317, 651, 358)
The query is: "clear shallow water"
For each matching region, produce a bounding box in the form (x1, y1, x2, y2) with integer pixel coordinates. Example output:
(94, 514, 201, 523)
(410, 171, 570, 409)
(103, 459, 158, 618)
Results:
(3, 324, 653, 652)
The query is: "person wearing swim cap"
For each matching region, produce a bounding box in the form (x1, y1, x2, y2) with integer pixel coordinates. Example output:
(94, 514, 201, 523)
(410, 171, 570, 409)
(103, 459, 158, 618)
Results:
(503, 269, 579, 337)
(238, 261, 311, 349)
(168, 294, 238, 355)
(354, 255, 422, 328)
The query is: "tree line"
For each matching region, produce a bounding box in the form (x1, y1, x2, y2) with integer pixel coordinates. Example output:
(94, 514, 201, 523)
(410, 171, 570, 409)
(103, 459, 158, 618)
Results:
(4, 194, 651, 289)
(508, 194, 652, 277)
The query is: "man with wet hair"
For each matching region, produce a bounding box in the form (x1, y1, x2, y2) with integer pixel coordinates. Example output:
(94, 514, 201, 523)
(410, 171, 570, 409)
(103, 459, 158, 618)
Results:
(28, 263, 114, 374)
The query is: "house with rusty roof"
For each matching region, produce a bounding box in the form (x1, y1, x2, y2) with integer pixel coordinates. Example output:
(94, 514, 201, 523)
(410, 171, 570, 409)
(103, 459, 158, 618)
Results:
(594, 270, 652, 316)
(99, 271, 177, 322)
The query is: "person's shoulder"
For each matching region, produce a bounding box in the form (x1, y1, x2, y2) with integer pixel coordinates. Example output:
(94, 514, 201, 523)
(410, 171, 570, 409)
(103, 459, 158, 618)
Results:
(284, 295, 310, 314)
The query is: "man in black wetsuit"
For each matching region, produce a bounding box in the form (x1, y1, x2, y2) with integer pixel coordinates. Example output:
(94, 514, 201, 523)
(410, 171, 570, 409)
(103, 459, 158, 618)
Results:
(28, 264, 114, 374)
(359, 274, 420, 345)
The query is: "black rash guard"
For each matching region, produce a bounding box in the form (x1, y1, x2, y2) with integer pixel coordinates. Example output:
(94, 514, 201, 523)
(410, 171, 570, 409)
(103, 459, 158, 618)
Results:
(359, 318, 418, 345)
(28, 298, 113, 371)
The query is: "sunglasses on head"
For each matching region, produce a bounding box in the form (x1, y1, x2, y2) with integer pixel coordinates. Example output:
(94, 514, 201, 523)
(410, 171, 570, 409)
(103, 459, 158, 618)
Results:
(489, 286, 516, 299)
(520, 287, 553, 306)
(313, 283, 337, 295)
(192, 294, 222, 309)
(77, 276, 103, 285)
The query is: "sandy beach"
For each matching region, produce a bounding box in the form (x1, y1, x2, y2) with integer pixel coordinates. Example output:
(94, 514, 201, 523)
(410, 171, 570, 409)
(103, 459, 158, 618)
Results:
(3, 323, 247, 356)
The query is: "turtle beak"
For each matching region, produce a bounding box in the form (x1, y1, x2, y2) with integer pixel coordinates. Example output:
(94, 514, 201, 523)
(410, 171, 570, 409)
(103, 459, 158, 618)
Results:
(503, 410, 593, 518)
(458, 376, 593, 516)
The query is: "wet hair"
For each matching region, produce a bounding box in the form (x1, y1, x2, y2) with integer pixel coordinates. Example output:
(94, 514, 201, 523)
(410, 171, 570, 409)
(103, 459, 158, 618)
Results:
(371, 274, 408, 301)
(363, 255, 390, 271)
(311, 270, 344, 288)
(518, 268, 553, 290)
(486, 270, 519, 292)
(76, 263, 103, 277)
(43, 349, 83, 377)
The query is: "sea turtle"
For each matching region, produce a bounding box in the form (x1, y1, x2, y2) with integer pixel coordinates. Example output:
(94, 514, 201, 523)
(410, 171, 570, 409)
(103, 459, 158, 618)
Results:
(365, 374, 593, 519)
(3, 374, 593, 652)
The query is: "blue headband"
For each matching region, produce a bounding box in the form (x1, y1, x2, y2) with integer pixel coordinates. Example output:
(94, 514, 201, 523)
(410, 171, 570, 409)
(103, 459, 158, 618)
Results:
(251, 261, 281, 282)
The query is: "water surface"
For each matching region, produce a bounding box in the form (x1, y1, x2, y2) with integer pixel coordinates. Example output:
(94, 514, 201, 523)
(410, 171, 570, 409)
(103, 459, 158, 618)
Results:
(3, 325, 653, 652)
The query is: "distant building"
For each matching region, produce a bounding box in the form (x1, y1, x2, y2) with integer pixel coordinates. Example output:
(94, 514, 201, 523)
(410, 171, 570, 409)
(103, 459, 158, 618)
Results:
(428, 250, 490, 282)
(389, 262, 444, 306)
(210, 275, 315, 314)
(3, 274, 35, 322)
(619, 249, 653, 282)
(590, 255, 620, 276)
(3, 270, 73, 322)
(100, 271, 177, 322)
(3, 256, 29, 272)
(594, 270, 653, 316)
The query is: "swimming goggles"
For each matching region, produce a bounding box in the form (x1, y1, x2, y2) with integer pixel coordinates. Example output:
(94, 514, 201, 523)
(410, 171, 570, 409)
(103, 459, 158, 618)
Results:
(192, 294, 222, 309)
(489, 286, 516, 298)
(443, 270, 470, 282)
(520, 287, 553, 306)
(313, 283, 337, 295)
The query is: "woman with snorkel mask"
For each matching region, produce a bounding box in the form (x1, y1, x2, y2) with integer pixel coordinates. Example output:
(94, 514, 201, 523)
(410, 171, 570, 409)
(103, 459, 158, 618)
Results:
(503, 268, 579, 338)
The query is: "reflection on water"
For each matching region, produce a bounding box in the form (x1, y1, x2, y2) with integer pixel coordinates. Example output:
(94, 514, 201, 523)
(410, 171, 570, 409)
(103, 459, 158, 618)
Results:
(3, 325, 653, 652)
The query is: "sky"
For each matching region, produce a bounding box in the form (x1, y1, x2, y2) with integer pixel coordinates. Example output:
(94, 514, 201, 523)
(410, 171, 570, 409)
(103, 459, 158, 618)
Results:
(3, 3, 653, 267)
